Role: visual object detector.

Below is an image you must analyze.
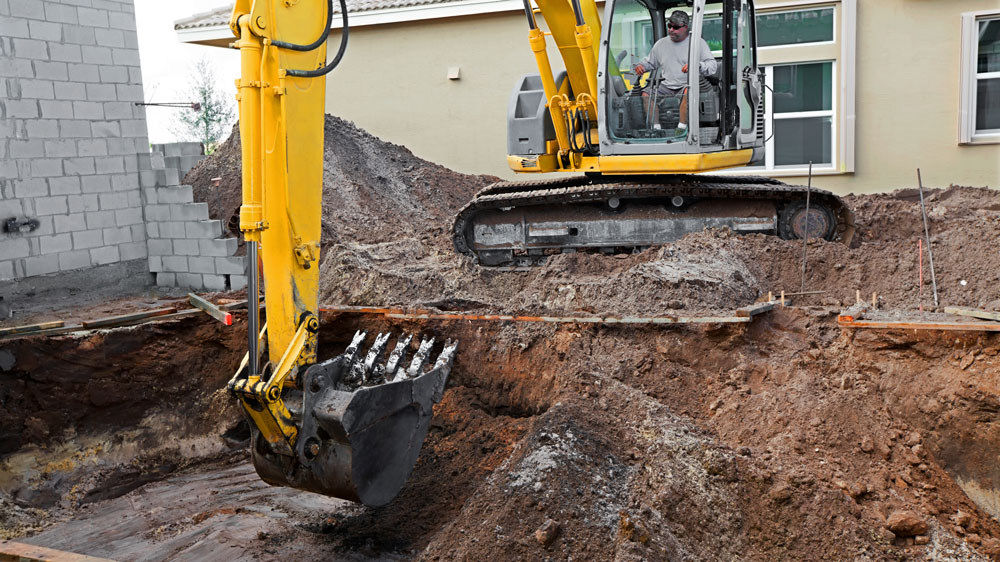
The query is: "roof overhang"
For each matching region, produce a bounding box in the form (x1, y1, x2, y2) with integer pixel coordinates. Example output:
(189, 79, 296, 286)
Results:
(176, 0, 525, 47)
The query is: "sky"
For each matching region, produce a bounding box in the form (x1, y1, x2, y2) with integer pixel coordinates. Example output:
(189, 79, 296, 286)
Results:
(134, 1, 239, 144)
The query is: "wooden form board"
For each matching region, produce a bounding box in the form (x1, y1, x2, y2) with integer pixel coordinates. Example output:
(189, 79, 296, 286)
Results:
(0, 540, 115, 562)
(944, 306, 1000, 322)
(839, 319, 1000, 332)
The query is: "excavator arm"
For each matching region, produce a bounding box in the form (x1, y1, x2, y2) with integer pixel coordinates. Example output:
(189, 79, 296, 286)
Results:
(225, 0, 457, 506)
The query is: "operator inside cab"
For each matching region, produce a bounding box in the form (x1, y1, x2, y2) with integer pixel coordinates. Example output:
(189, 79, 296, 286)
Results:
(605, 0, 737, 147)
(632, 10, 717, 138)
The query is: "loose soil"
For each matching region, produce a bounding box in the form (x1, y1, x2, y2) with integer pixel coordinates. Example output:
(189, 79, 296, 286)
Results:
(2, 116, 999, 561)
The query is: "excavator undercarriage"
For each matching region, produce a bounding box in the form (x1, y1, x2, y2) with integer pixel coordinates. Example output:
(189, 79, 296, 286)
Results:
(454, 175, 856, 267)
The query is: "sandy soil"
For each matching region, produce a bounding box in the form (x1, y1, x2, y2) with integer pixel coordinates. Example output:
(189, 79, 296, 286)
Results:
(1, 117, 999, 561)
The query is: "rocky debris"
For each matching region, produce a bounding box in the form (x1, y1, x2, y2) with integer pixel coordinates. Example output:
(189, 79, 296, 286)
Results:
(887, 510, 929, 537)
(534, 519, 560, 547)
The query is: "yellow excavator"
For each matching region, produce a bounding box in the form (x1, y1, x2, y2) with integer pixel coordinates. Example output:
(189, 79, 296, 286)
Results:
(224, 0, 853, 507)
(452, 0, 855, 266)
(226, 0, 456, 507)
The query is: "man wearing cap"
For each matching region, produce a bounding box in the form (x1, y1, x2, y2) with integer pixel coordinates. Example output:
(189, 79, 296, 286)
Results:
(633, 10, 718, 136)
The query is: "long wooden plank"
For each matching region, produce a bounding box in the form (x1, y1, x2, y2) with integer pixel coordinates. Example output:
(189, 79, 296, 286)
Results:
(319, 305, 754, 325)
(944, 306, 1000, 322)
(0, 320, 64, 337)
(81, 308, 177, 329)
(839, 319, 1000, 332)
(188, 293, 233, 325)
(0, 540, 115, 562)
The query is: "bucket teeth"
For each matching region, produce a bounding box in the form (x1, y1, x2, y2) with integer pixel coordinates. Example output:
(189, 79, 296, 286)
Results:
(336, 333, 455, 389)
(361, 332, 391, 385)
(433, 339, 459, 371)
(406, 337, 436, 379)
(342, 330, 368, 386)
(385, 334, 413, 382)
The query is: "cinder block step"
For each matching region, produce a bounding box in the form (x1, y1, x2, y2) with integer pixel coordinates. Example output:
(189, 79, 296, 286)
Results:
(139, 168, 180, 188)
(186, 220, 223, 239)
(169, 202, 209, 221)
(199, 237, 238, 257)
(143, 185, 193, 204)
(137, 152, 165, 170)
(152, 142, 204, 158)
(164, 154, 205, 177)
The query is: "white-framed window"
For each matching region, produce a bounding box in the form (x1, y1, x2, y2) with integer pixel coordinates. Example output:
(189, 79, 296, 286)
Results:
(730, 0, 855, 176)
(960, 11, 1000, 144)
(761, 60, 835, 168)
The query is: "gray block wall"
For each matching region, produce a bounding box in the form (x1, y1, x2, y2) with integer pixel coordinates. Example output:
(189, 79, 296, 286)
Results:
(143, 143, 247, 292)
(0, 0, 148, 281)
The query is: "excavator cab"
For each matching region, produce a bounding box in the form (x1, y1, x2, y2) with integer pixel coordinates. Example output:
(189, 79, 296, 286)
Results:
(226, 0, 457, 507)
(602, 0, 762, 155)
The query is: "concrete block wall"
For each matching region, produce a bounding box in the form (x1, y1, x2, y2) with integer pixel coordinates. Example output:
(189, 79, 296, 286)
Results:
(0, 0, 148, 281)
(143, 142, 247, 291)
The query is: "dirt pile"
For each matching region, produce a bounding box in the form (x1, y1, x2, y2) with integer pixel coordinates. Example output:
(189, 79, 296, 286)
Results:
(186, 118, 1000, 316)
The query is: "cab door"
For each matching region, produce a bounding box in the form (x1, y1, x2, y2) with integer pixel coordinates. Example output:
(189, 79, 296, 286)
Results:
(736, 0, 760, 146)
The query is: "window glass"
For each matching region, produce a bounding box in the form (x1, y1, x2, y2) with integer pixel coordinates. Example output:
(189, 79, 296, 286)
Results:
(774, 117, 832, 166)
(703, 15, 724, 52)
(976, 77, 1000, 131)
(757, 8, 834, 47)
(978, 19, 1000, 73)
(772, 62, 832, 113)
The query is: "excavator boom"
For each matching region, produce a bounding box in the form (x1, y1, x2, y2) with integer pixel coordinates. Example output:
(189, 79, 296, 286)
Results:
(227, 0, 456, 506)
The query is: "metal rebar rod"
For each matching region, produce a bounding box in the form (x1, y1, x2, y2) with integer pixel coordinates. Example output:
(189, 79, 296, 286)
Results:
(800, 162, 812, 293)
(916, 169, 939, 308)
(247, 240, 260, 376)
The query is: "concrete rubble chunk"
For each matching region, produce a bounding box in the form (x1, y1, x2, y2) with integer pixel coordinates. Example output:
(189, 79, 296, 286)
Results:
(885, 510, 928, 537)
(534, 519, 560, 547)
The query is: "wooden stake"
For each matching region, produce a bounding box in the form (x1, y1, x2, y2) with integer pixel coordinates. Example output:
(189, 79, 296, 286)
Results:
(780, 290, 785, 306)
(856, 290, 861, 304)
(872, 292, 877, 308)
(918, 238, 924, 312)
(917, 169, 939, 308)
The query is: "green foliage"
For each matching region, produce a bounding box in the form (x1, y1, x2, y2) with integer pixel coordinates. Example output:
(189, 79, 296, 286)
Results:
(171, 57, 235, 154)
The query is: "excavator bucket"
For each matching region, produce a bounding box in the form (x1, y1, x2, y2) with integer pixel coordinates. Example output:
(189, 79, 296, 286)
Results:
(248, 332, 457, 507)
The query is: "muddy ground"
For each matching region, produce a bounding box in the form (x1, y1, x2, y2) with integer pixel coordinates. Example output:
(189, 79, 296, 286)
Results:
(2, 116, 999, 561)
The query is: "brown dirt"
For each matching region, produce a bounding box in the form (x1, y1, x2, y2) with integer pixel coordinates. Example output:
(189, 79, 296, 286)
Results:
(1, 117, 999, 560)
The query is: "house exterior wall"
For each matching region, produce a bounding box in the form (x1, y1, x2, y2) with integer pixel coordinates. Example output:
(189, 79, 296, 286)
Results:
(320, 0, 1000, 193)
(760, 0, 1000, 194)
(323, 11, 560, 181)
(0, 0, 149, 281)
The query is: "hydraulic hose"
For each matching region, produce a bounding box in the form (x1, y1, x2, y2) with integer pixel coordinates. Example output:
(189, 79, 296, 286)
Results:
(270, 0, 334, 52)
(275, 0, 351, 78)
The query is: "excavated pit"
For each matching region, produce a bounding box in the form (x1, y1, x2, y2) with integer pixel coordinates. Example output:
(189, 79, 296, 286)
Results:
(2, 116, 1000, 560)
(3, 310, 1000, 560)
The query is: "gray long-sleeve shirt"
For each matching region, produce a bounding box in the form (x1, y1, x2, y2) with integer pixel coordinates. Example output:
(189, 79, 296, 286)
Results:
(639, 35, 718, 92)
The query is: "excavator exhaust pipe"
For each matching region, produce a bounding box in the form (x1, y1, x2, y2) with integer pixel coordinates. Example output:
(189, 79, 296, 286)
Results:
(248, 332, 457, 507)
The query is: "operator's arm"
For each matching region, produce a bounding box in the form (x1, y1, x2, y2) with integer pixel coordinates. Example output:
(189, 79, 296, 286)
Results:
(696, 38, 718, 76)
(633, 40, 663, 75)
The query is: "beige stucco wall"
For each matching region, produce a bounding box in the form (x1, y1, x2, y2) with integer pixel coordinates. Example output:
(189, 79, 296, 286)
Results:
(322, 0, 1000, 193)
(324, 12, 559, 181)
